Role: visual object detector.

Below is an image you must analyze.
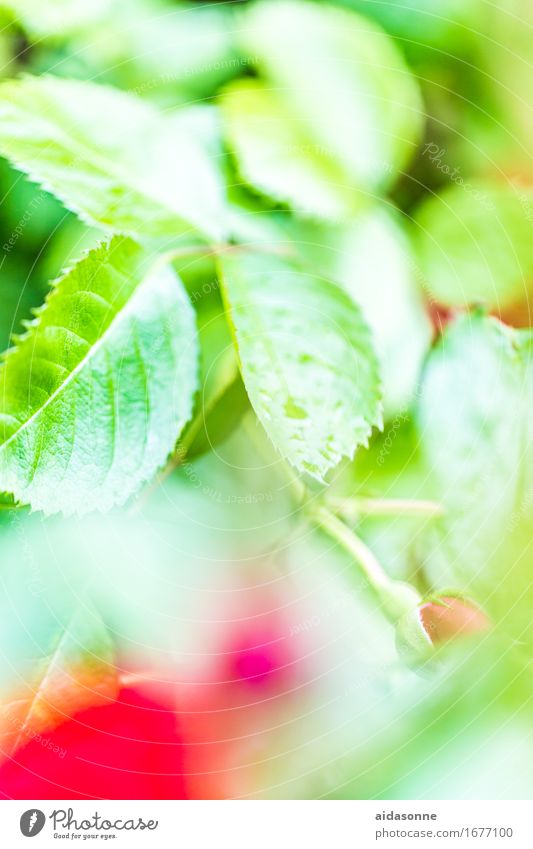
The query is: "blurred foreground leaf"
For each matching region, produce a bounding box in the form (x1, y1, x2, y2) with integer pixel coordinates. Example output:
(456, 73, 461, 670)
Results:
(0, 604, 117, 762)
(332, 634, 533, 799)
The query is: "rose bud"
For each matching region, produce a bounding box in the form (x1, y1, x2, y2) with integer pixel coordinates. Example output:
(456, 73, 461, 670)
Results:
(419, 595, 490, 645)
(396, 595, 490, 661)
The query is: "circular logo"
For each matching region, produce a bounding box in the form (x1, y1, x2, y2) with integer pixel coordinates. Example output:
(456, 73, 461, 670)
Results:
(20, 810, 46, 837)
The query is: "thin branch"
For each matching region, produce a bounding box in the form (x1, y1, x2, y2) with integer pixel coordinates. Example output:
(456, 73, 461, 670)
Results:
(308, 504, 422, 623)
(329, 495, 444, 520)
(310, 504, 393, 592)
(161, 240, 297, 267)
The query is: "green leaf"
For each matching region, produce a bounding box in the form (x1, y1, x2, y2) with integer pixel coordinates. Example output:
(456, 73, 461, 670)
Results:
(0, 603, 117, 760)
(337, 0, 483, 51)
(414, 181, 533, 310)
(226, 205, 430, 415)
(285, 208, 432, 415)
(332, 210, 432, 416)
(87, 0, 242, 102)
(221, 80, 362, 220)
(0, 0, 112, 39)
(238, 0, 423, 195)
(417, 314, 533, 640)
(0, 74, 226, 242)
(219, 251, 382, 481)
(0, 236, 198, 515)
(230, 203, 433, 419)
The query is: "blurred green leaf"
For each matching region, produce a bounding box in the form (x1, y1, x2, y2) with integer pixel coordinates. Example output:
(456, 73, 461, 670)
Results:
(309, 207, 432, 415)
(0, 236, 198, 515)
(0, 0, 112, 39)
(240, 0, 424, 195)
(0, 74, 226, 242)
(80, 1, 241, 103)
(338, 0, 483, 51)
(221, 80, 363, 220)
(418, 314, 533, 641)
(219, 250, 382, 481)
(24, 1, 242, 106)
(414, 181, 533, 311)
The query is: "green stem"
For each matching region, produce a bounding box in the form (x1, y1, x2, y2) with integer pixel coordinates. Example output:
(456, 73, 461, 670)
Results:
(308, 504, 421, 623)
(311, 505, 391, 590)
(161, 241, 296, 267)
(329, 495, 444, 520)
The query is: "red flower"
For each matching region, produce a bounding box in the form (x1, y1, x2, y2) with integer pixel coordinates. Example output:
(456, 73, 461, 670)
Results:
(0, 685, 187, 800)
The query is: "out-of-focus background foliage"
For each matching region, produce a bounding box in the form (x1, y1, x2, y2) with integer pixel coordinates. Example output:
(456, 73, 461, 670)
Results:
(0, 0, 532, 799)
